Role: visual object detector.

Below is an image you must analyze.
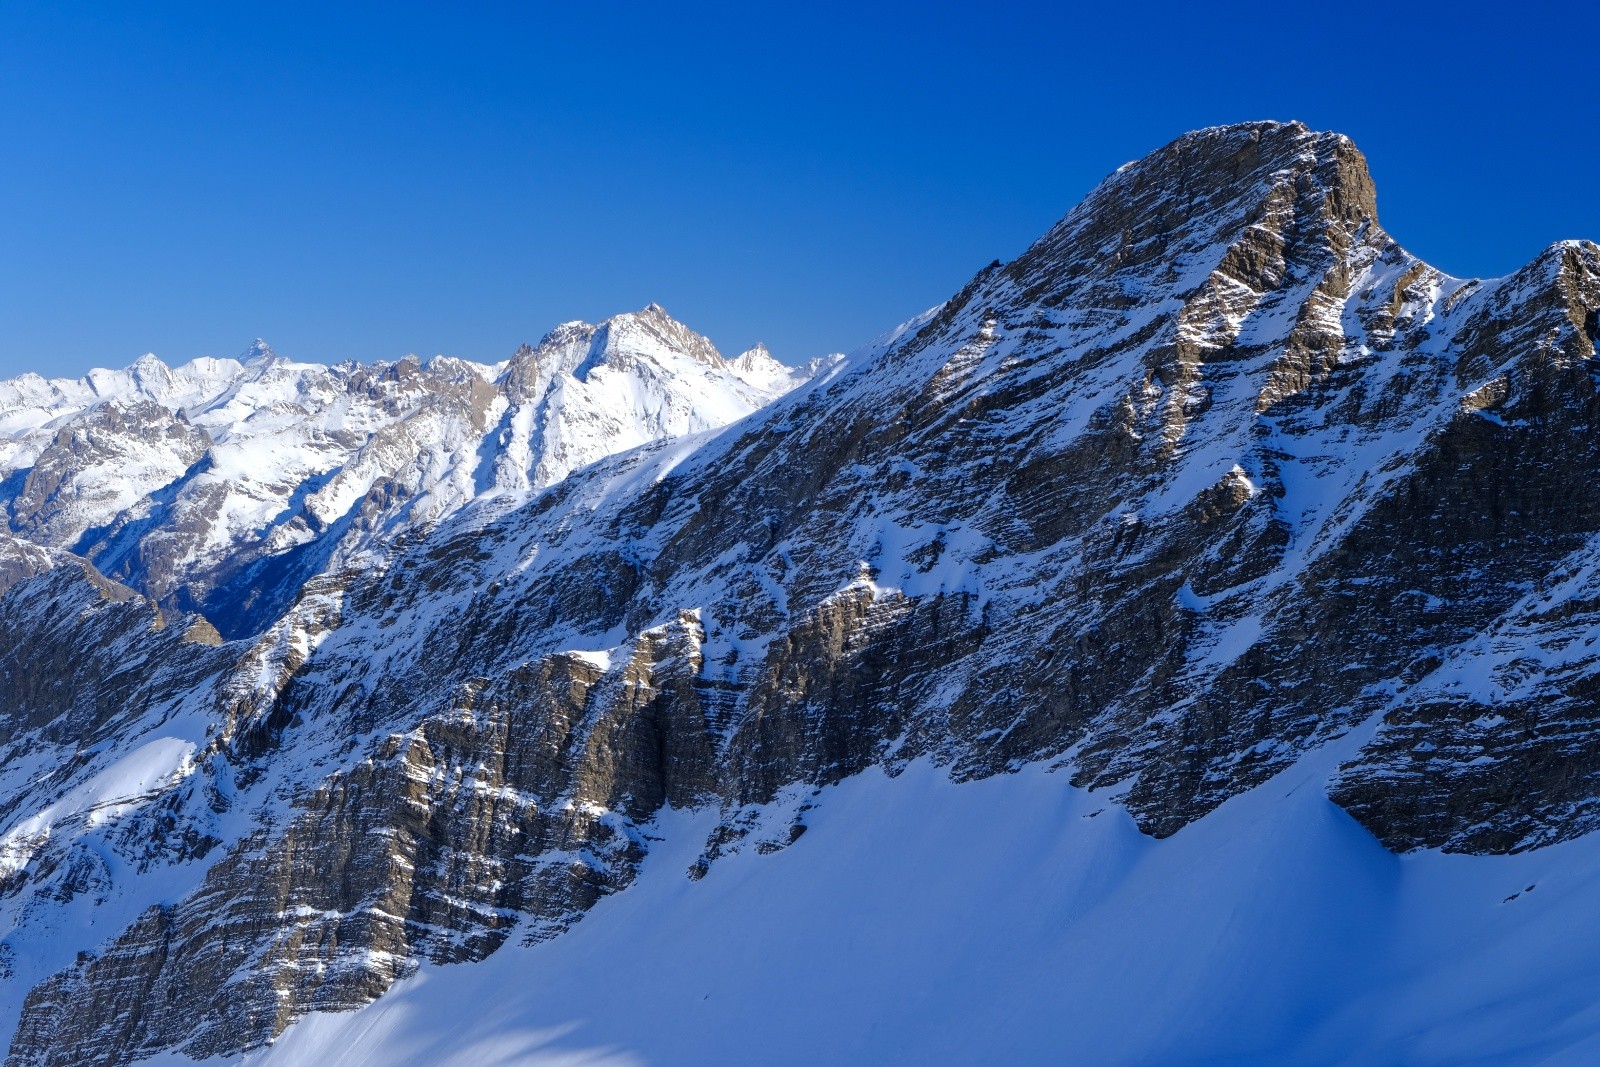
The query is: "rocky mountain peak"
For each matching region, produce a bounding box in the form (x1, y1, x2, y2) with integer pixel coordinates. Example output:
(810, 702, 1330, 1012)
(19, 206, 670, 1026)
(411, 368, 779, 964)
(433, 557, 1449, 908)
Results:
(499, 340, 545, 402)
(588, 303, 726, 373)
(1004, 121, 1379, 309)
(513, 305, 726, 393)
(1116, 120, 1376, 227)
(485, 304, 791, 494)
(728, 342, 809, 393)
(1532, 239, 1600, 337)
(123, 353, 173, 397)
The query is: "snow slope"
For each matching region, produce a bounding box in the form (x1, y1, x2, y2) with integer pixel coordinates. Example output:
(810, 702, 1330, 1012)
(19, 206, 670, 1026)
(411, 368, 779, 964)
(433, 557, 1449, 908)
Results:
(196, 745, 1600, 1067)
(0, 737, 196, 881)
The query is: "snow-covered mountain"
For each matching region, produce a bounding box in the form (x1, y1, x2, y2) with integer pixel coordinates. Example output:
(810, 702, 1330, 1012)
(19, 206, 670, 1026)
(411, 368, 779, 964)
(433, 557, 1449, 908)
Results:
(4, 121, 1600, 1065)
(0, 307, 805, 637)
(726, 342, 840, 394)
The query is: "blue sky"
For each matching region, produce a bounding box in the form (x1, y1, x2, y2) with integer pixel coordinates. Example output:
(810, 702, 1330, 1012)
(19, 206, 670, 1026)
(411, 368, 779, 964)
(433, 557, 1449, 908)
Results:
(1, 1, 1595, 377)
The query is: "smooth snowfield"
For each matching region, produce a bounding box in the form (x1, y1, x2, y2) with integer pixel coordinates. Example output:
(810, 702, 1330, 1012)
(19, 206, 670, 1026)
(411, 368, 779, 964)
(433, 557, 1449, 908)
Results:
(182, 750, 1600, 1067)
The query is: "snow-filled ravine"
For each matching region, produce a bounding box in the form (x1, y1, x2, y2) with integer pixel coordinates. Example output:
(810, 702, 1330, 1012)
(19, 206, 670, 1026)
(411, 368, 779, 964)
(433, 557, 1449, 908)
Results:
(171, 738, 1600, 1067)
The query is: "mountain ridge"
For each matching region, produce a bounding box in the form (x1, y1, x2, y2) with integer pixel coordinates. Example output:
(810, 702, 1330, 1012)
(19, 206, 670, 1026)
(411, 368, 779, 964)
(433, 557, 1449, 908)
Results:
(3, 121, 1600, 1064)
(0, 305, 818, 639)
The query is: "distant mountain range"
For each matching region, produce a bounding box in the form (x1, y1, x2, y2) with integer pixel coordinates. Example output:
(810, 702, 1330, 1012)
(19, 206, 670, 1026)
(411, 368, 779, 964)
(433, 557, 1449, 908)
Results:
(0, 308, 820, 638)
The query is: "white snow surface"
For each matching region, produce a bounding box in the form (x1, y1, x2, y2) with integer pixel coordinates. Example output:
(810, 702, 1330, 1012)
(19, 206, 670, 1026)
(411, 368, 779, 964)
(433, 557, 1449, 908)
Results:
(170, 745, 1600, 1067)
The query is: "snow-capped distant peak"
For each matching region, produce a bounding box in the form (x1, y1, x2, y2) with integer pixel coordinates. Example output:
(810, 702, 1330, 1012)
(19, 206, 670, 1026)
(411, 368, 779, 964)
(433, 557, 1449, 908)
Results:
(733, 341, 777, 367)
(728, 342, 841, 395)
(486, 304, 784, 494)
(727, 342, 793, 393)
(594, 303, 726, 371)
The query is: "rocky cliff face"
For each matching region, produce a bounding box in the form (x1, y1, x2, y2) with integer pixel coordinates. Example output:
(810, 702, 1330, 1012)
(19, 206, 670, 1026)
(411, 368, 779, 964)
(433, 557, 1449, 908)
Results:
(3, 121, 1600, 1064)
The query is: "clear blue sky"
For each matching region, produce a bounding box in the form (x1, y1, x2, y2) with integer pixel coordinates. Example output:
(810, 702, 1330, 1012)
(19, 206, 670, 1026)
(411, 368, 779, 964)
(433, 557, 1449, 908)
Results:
(1, 1, 1596, 377)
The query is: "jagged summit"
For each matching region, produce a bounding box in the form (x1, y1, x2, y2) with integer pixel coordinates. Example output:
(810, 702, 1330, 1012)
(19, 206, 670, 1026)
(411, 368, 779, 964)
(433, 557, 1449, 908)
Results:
(1007, 121, 1380, 310)
(526, 304, 724, 375)
(1109, 120, 1376, 223)
(728, 341, 815, 393)
(730, 342, 778, 377)
(486, 303, 784, 493)
(596, 302, 727, 369)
